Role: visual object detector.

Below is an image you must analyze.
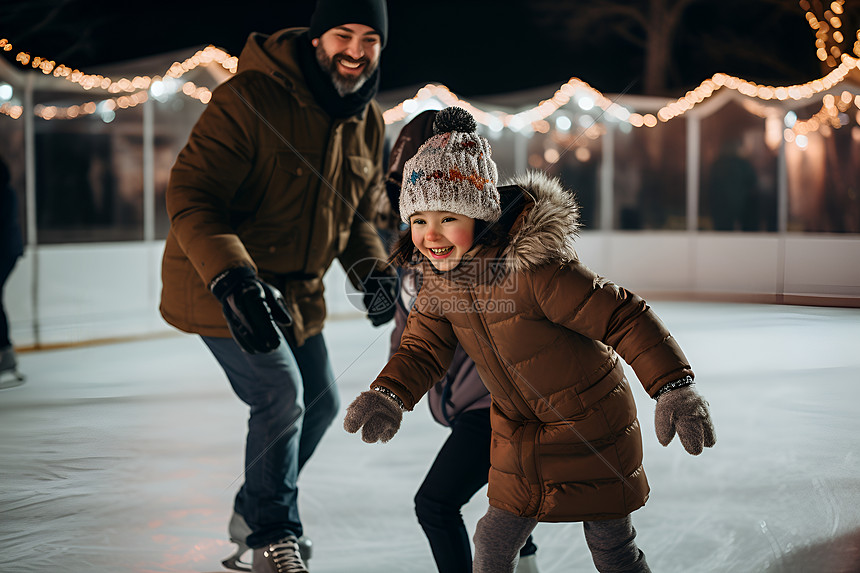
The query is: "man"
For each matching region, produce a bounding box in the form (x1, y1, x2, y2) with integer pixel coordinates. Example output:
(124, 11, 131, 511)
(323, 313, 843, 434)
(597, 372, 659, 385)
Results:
(159, 1, 395, 571)
(0, 153, 25, 390)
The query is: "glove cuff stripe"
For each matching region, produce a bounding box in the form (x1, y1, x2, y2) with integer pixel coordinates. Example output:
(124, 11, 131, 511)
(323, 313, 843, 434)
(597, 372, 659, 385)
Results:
(372, 386, 407, 411)
(654, 375, 694, 400)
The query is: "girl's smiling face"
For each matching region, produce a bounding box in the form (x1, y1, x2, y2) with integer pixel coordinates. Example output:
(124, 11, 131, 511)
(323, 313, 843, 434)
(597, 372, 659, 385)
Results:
(410, 211, 476, 271)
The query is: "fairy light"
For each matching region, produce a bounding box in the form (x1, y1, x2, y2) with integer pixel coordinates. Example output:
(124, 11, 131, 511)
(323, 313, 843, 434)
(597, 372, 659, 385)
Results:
(0, 102, 23, 119)
(533, 120, 550, 134)
(801, 0, 850, 67)
(555, 115, 572, 131)
(384, 52, 857, 134)
(787, 89, 860, 140)
(1, 37, 235, 117)
(574, 147, 591, 162)
(543, 148, 560, 163)
(381, 83, 497, 127)
(0, 25, 858, 129)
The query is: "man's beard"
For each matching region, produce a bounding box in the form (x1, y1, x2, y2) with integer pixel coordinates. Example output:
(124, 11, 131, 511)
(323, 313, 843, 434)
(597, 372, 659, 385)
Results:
(315, 45, 378, 97)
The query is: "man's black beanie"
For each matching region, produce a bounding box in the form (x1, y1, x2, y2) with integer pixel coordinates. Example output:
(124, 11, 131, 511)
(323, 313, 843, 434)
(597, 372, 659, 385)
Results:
(308, 0, 388, 48)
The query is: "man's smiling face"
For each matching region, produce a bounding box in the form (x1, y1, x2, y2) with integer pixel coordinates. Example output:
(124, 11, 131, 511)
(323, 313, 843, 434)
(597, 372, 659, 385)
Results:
(313, 23, 381, 96)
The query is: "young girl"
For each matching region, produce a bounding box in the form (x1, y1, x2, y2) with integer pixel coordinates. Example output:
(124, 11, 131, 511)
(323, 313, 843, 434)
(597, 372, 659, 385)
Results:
(383, 110, 539, 573)
(345, 107, 716, 573)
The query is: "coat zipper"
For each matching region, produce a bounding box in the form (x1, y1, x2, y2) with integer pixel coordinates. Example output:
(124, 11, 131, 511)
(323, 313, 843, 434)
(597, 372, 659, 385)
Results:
(466, 283, 531, 412)
(467, 282, 545, 513)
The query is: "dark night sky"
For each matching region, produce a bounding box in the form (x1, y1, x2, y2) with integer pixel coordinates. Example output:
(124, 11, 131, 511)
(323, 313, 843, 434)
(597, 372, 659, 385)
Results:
(0, 0, 853, 98)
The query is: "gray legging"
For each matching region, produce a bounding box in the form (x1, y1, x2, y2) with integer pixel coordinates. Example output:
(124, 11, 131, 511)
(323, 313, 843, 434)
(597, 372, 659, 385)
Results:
(473, 506, 651, 573)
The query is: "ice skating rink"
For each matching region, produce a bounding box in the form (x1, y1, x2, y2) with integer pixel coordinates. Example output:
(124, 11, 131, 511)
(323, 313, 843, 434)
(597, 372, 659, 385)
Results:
(2, 301, 860, 573)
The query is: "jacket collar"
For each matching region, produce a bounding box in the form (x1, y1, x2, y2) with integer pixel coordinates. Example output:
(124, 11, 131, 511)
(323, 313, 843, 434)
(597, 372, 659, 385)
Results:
(238, 28, 308, 94)
(235, 27, 371, 122)
(499, 171, 581, 274)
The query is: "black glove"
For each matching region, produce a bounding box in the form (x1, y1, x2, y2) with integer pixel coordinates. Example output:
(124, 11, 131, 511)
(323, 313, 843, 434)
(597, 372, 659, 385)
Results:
(210, 267, 293, 354)
(362, 269, 398, 327)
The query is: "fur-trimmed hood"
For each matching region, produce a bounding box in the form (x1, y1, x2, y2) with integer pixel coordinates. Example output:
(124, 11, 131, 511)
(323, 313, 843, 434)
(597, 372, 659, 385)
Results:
(422, 171, 581, 284)
(500, 171, 581, 274)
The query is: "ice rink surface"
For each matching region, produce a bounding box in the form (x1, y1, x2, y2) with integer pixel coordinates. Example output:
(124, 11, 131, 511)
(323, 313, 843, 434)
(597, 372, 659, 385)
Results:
(2, 301, 860, 573)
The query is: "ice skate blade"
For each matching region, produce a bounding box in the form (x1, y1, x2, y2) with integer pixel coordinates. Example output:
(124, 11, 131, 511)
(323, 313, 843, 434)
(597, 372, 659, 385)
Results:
(297, 536, 313, 561)
(221, 542, 252, 572)
(0, 372, 25, 390)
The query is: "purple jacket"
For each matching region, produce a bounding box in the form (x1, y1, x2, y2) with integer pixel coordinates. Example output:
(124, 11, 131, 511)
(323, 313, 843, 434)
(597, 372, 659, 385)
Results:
(389, 268, 491, 427)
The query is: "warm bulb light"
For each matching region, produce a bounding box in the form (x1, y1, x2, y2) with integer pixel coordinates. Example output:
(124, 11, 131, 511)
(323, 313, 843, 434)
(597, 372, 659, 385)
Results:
(554, 115, 571, 131)
(3, 25, 860, 126)
(543, 148, 560, 163)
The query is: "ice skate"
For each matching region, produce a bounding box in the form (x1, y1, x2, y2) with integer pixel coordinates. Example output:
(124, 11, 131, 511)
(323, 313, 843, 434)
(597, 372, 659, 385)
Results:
(296, 536, 312, 563)
(222, 511, 253, 571)
(222, 511, 311, 571)
(0, 346, 24, 390)
(252, 536, 308, 573)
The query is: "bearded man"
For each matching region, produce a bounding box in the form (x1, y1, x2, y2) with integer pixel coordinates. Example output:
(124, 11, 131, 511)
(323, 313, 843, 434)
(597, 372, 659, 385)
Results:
(159, 1, 395, 571)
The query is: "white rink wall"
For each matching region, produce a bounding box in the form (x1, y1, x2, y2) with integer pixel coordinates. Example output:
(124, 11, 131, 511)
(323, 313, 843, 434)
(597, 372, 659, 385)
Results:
(5, 232, 860, 348)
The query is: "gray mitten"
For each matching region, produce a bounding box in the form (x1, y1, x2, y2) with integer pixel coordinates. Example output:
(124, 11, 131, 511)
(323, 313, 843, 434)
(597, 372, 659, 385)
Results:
(344, 390, 403, 443)
(655, 384, 716, 455)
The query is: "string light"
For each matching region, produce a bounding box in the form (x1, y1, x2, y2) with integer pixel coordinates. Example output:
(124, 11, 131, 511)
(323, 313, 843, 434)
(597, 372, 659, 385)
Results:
(787, 89, 860, 139)
(1, 38, 235, 93)
(0, 102, 23, 119)
(382, 53, 858, 133)
(799, 0, 853, 67)
(0, 39, 231, 118)
(0, 27, 858, 138)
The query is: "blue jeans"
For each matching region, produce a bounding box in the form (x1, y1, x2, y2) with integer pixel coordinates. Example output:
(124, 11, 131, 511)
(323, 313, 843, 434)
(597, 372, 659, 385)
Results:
(202, 332, 339, 548)
(0, 256, 18, 348)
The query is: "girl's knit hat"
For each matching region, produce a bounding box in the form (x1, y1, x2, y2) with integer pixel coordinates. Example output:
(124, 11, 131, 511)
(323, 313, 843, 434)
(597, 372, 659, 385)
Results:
(399, 107, 500, 224)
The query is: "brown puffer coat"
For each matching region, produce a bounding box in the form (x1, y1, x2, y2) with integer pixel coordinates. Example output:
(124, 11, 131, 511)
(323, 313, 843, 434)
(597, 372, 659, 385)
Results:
(160, 28, 389, 346)
(373, 172, 694, 522)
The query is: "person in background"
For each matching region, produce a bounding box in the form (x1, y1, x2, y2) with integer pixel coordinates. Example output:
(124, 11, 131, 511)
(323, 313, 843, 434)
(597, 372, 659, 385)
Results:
(0, 153, 25, 389)
(159, 1, 396, 571)
(706, 137, 759, 232)
(346, 107, 716, 573)
(381, 110, 539, 573)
